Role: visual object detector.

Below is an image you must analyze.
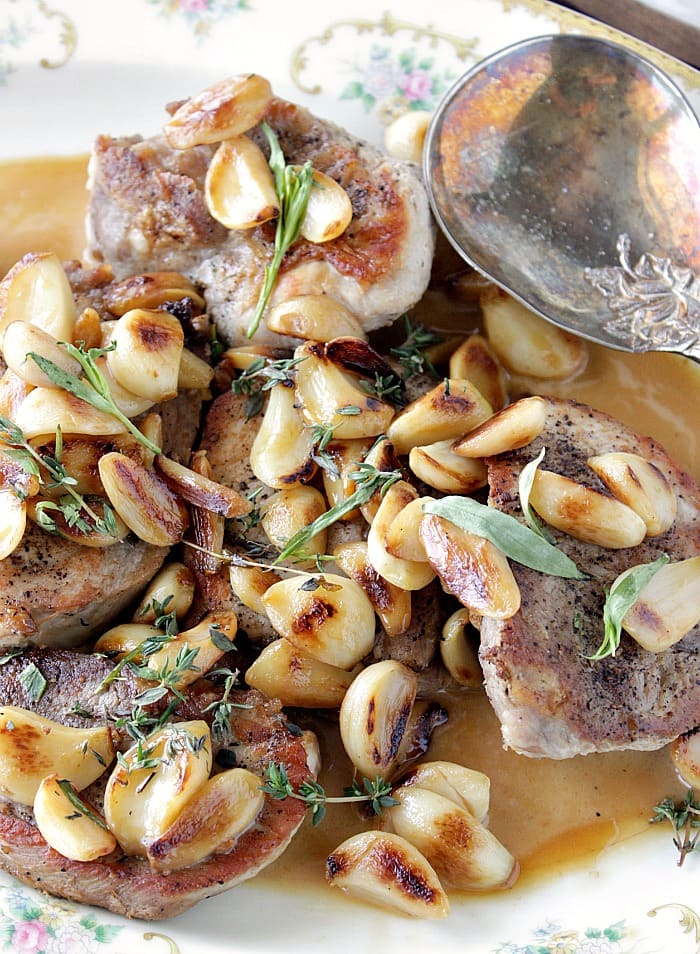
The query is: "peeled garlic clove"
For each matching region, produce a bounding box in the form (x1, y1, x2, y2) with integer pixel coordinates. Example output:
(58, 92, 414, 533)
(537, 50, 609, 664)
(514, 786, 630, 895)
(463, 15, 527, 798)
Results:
(0, 449, 39, 499)
(103, 720, 212, 857)
(384, 110, 432, 163)
(440, 607, 484, 690)
(245, 638, 354, 708)
(409, 439, 488, 494)
(147, 767, 265, 872)
(93, 623, 163, 659)
(396, 760, 491, 823)
(367, 481, 436, 591)
(155, 454, 252, 519)
(134, 562, 196, 623)
(453, 396, 547, 458)
(0, 252, 76, 347)
(146, 611, 238, 687)
(163, 74, 273, 149)
(0, 368, 33, 420)
(34, 774, 116, 862)
(299, 168, 353, 243)
(386, 379, 493, 455)
(0, 705, 114, 805)
(334, 540, 412, 637)
(205, 136, 279, 230)
(385, 787, 517, 890)
(0, 486, 26, 560)
(103, 271, 204, 316)
(98, 452, 186, 546)
(482, 284, 587, 380)
(229, 563, 281, 616)
(26, 496, 129, 549)
(529, 469, 647, 549)
(178, 348, 214, 391)
(326, 830, 449, 919)
(622, 556, 700, 652)
(74, 306, 103, 350)
(14, 387, 128, 441)
(420, 514, 521, 619)
(249, 381, 317, 489)
(93, 356, 155, 418)
(449, 334, 507, 410)
(587, 452, 677, 537)
(2, 321, 81, 388)
(321, 437, 373, 518)
(107, 308, 184, 402)
(261, 486, 328, 564)
(339, 659, 418, 779)
(266, 295, 366, 342)
(358, 436, 402, 525)
(671, 731, 700, 789)
(383, 495, 435, 563)
(262, 573, 375, 670)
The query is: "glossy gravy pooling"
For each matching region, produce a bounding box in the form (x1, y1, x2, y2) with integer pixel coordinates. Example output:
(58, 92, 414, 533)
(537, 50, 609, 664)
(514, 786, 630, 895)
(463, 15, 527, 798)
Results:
(0, 155, 697, 892)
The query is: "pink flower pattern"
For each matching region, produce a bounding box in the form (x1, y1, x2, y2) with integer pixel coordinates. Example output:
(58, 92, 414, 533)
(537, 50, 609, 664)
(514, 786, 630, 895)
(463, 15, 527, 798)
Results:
(12, 920, 49, 953)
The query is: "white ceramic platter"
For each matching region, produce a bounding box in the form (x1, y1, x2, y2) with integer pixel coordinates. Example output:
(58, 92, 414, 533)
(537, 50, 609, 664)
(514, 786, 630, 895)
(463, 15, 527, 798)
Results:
(1, 1, 699, 952)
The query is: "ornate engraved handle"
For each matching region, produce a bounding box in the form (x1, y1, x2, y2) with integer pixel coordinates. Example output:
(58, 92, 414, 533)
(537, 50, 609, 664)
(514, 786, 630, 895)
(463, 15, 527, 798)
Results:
(584, 235, 700, 361)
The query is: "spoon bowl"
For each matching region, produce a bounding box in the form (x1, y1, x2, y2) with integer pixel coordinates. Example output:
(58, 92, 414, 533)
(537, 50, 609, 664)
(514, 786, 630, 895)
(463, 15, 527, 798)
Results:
(424, 34, 700, 359)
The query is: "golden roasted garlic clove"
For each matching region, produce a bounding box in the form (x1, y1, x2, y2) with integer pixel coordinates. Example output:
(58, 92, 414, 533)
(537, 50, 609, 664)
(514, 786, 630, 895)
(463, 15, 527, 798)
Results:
(587, 452, 677, 537)
(134, 562, 196, 623)
(358, 436, 402, 525)
(671, 731, 700, 789)
(33, 774, 116, 862)
(74, 306, 103, 350)
(383, 495, 434, 563)
(107, 309, 184, 402)
(321, 437, 373, 519)
(245, 638, 355, 708)
(396, 760, 491, 823)
(0, 252, 76, 347)
(249, 382, 317, 489)
(93, 356, 155, 419)
(229, 563, 281, 616)
(266, 295, 366, 342)
(146, 767, 265, 872)
(163, 74, 273, 149)
(0, 485, 26, 560)
(384, 110, 432, 163)
(384, 787, 517, 891)
(26, 496, 129, 549)
(339, 659, 418, 779)
(262, 572, 375, 670)
(1, 321, 81, 388)
(622, 556, 700, 652)
(528, 469, 647, 549)
(98, 452, 187, 546)
(481, 284, 587, 380)
(261, 486, 328, 565)
(409, 439, 488, 494)
(103, 721, 212, 857)
(29, 433, 144, 499)
(294, 341, 394, 440)
(420, 514, 521, 619)
(326, 830, 449, 918)
(366, 481, 436, 590)
(448, 334, 507, 410)
(103, 271, 205, 316)
(453, 396, 547, 458)
(155, 454, 252, 519)
(299, 168, 353, 243)
(205, 136, 279, 230)
(178, 348, 215, 391)
(334, 540, 412, 637)
(0, 368, 33, 420)
(15, 388, 128, 441)
(146, 611, 238, 687)
(93, 623, 164, 659)
(386, 378, 492, 455)
(0, 705, 114, 805)
(440, 607, 484, 689)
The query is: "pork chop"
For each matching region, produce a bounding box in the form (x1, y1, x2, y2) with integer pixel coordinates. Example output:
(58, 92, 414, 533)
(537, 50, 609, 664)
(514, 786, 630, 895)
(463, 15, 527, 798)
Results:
(478, 397, 700, 758)
(86, 97, 435, 347)
(0, 649, 312, 919)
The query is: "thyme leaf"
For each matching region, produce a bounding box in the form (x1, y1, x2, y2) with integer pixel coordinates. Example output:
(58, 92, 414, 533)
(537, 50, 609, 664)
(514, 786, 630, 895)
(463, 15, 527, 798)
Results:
(390, 316, 443, 380)
(57, 779, 109, 831)
(652, 790, 700, 866)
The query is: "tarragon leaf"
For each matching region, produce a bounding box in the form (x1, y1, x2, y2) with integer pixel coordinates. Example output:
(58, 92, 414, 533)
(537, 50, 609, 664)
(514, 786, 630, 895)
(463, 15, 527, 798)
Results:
(518, 447, 556, 544)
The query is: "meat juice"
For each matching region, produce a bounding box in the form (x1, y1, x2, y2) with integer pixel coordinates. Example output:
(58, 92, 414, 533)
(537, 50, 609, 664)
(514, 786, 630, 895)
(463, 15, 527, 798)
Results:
(0, 154, 697, 891)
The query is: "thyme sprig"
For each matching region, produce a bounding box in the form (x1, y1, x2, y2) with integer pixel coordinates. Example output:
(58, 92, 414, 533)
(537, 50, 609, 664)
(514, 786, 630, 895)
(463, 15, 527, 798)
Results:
(202, 667, 253, 744)
(28, 342, 161, 454)
(0, 416, 117, 537)
(652, 790, 700, 866)
(57, 779, 110, 831)
(136, 594, 179, 638)
(96, 629, 175, 693)
(390, 316, 444, 380)
(232, 354, 305, 419)
(246, 122, 314, 338)
(262, 762, 398, 826)
(359, 371, 406, 407)
(130, 645, 201, 706)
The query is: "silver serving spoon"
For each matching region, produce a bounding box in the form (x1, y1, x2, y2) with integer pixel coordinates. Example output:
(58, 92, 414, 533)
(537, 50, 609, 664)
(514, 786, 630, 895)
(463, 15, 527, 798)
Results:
(424, 34, 700, 360)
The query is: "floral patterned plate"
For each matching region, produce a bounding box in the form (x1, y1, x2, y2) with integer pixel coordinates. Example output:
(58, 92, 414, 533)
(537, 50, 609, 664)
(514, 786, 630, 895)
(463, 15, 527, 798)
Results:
(1, 1, 699, 952)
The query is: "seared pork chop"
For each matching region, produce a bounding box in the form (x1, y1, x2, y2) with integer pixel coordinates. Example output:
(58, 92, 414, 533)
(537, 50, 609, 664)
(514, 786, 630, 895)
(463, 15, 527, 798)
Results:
(479, 397, 700, 758)
(0, 649, 312, 919)
(86, 97, 435, 347)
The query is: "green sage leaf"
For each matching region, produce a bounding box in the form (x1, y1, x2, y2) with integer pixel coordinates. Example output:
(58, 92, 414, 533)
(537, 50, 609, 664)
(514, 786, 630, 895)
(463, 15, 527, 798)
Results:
(518, 446, 556, 544)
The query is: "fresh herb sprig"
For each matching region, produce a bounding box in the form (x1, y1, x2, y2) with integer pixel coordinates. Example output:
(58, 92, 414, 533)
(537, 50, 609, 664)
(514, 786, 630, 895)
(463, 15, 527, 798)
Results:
(136, 595, 179, 638)
(130, 645, 201, 706)
(390, 316, 444, 380)
(518, 447, 556, 545)
(0, 416, 117, 537)
(274, 462, 403, 563)
(202, 667, 253, 744)
(57, 779, 110, 830)
(262, 762, 398, 826)
(28, 343, 161, 455)
(232, 355, 305, 419)
(246, 123, 314, 339)
(359, 371, 406, 407)
(652, 790, 700, 866)
(96, 630, 175, 693)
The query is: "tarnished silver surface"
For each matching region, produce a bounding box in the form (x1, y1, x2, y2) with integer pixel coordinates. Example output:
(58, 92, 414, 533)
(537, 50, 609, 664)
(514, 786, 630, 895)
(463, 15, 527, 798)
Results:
(424, 34, 700, 360)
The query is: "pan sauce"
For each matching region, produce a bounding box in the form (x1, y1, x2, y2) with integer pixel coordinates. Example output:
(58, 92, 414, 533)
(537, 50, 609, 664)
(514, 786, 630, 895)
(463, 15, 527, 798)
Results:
(0, 155, 697, 892)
